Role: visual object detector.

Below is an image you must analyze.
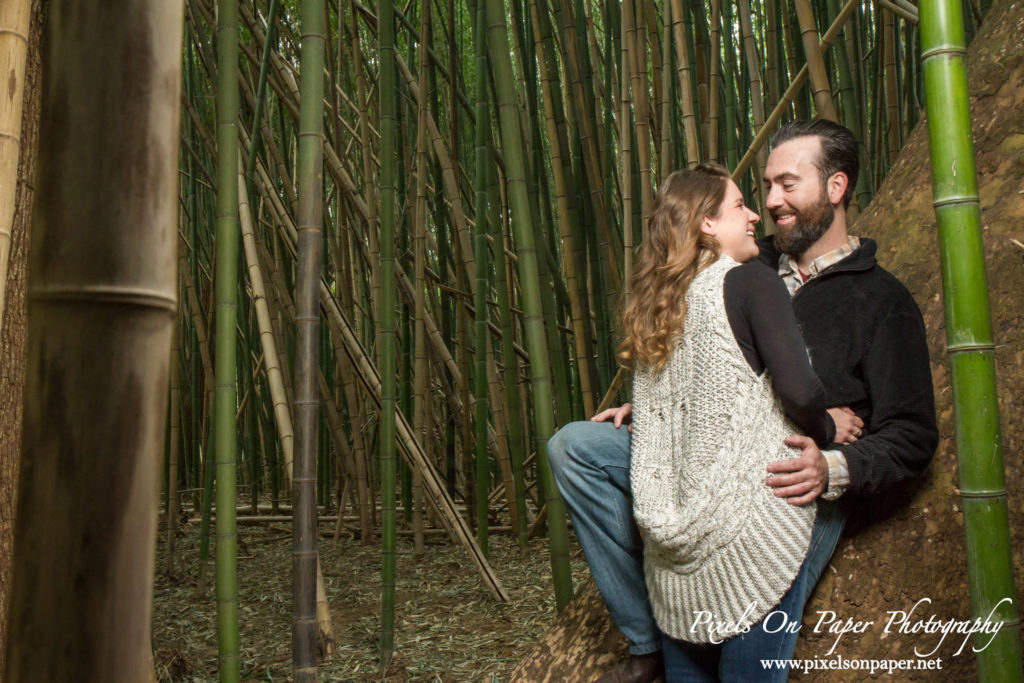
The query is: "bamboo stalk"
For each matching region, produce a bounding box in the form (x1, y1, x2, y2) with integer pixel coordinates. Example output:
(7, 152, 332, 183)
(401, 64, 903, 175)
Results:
(920, 3, 1023, 679)
(795, 0, 839, 121)
(293, 0, 327, 673)
(6, 2, 183, 679)
(733, 0, 859, 180)
(0, 0, 31, 325)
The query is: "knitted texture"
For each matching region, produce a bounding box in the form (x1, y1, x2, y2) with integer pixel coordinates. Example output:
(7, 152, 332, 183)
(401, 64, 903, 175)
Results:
(630, 255, 816, 644)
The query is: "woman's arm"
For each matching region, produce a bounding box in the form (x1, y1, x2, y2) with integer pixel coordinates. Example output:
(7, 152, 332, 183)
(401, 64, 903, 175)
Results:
(724, 262, 833, 447)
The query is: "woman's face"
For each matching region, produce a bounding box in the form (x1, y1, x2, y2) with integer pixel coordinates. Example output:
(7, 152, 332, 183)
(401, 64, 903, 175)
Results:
(701, 179, 760, 262)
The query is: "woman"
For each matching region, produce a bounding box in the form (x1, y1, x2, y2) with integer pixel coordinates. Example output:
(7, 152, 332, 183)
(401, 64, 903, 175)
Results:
(621, 164, 834, 680)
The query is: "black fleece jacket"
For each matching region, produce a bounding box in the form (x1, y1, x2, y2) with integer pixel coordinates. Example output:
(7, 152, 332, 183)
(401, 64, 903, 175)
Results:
(756, 236, 938, 496)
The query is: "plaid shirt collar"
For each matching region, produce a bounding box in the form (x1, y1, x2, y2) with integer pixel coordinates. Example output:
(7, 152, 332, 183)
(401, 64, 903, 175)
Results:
(778, 237, 861, 296)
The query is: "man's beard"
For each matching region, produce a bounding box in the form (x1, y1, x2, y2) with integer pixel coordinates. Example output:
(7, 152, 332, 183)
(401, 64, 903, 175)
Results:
(771, 188, 835, 256)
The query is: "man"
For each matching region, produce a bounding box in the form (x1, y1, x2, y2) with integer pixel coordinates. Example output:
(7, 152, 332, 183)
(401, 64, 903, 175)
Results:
(548, 119, 938, 682)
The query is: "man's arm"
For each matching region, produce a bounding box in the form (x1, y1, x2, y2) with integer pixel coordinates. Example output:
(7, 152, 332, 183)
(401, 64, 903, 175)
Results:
(836, 305, 937, 495)
(768, 295, 937, 502)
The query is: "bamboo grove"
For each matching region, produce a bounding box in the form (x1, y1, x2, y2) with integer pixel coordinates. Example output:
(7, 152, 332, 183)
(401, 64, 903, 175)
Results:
(159, 0, 999, 675)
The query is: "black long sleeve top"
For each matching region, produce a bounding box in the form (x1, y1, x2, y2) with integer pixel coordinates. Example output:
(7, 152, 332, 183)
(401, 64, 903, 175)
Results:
(722, 260, 834, 448)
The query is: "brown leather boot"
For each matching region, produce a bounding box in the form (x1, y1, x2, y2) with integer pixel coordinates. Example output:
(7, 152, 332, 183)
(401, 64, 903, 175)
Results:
(595, 651, 665, 683)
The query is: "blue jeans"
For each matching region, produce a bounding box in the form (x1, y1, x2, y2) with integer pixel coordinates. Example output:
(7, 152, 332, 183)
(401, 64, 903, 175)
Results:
(547, 420, 844, 666)
(548, 421, 660, 655)
(660, 502, 845, 682)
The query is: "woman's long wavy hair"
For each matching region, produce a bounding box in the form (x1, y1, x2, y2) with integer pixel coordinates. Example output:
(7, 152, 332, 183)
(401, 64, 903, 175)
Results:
(618, 164, 731, 372)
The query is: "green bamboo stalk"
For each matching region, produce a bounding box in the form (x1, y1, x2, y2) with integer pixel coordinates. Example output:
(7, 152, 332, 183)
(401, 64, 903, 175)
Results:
(378, 0, 398, 663)
(213, 0, 241, 677)
(5, 2, 183, 679)
(795, 0, 839, 121)
(486, 0, 573, 610)
(919, 3, 1023, 680)
(293, 0, 327, 675)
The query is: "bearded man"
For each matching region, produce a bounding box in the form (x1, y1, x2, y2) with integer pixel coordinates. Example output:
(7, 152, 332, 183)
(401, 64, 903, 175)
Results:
(546, 119, 937, 682)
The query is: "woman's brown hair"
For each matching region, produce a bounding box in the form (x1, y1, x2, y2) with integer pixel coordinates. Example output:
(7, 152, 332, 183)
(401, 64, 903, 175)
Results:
(618, 164, 730, 372)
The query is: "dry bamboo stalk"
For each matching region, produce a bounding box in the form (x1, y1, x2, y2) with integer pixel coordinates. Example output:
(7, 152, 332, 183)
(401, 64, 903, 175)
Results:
(733, 0, 859, 180)
(795, 0, 839, 121)
(737, 0, 773, 230)
(670, 0, 701, 166)
(320, 284, 510, 601)
(707, 0, 722, 161)
(238, 167, 336, 655)
(0, 0, 31, 324)
(659, 2, 673, 181)
(629, 0, 654, 223)
(238, 169, 295, 475)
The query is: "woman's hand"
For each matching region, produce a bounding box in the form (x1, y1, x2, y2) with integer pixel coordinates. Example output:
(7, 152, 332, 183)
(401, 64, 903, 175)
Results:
(828, 406, 864, 444)
(591, 403, 633, 432)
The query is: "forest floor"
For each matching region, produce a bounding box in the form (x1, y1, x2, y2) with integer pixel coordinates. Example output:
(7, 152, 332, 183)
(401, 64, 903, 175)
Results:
(152, 511, 592, 681)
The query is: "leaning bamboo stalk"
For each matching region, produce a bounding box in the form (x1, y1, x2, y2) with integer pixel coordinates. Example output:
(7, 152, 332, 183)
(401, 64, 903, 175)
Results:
(320, 281, 510, 601)
(238, 167, 337, 655)
(737, 0, 772, 228)
(0, 0, 31, 324)
(733, 0, 858, 180)
(6, 2, 183, 679)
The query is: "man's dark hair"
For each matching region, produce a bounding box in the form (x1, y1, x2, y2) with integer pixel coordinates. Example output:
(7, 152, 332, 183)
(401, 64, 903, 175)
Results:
(770, 119, 859, 208)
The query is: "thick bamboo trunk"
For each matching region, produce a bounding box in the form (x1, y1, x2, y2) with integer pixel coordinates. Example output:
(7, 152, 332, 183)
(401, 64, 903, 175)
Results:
(5, 3, 183, 680)
(0, 0, 31, 326)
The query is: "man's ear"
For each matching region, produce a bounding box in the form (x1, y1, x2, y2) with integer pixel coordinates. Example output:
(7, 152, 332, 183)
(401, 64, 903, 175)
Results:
(828, 172, 849, 206)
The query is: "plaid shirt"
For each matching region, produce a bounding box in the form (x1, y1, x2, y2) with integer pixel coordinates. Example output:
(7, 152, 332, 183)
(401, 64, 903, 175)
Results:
(778, 237, 861, 296)
(777, 236, 862, 499)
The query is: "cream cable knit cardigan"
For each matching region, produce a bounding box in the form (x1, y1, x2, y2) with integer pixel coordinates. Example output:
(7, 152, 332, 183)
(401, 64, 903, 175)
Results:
(630, 255, 816, 644)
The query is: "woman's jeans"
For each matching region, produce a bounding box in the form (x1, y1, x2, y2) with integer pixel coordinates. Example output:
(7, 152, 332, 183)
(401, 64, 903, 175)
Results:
(547, 420, 845, 671)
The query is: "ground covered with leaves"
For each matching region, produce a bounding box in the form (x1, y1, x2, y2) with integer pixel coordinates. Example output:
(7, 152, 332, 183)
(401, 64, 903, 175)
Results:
(152, 518, 591, 681)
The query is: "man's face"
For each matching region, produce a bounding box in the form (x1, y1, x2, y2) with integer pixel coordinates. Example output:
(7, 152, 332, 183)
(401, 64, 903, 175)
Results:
(764, 136, 836, 256)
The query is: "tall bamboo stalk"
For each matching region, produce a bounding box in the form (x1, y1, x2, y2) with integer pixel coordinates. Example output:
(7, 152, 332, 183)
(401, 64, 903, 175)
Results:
(213, 0, 241, 678)
(5, 2, 183, 679)
(920, 2, 1023, 679)
(0, 0, 31, 324)
(293, 0, 327, 676)
(486, 0, 573, 610)
(378, 0, 398, 662)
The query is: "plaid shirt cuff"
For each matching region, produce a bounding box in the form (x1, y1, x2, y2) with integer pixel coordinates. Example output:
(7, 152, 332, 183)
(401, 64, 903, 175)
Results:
(821, 449, 849, 501)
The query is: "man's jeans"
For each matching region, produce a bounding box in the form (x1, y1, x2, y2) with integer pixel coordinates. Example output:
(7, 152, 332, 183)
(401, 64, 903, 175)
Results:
(547, 420, 845, 667)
